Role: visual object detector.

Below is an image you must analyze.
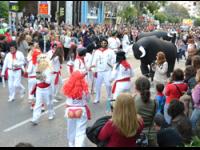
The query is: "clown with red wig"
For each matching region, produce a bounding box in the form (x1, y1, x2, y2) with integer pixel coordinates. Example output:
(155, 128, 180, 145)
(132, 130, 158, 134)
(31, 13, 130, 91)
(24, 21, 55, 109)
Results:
(62, 71, 91, 147)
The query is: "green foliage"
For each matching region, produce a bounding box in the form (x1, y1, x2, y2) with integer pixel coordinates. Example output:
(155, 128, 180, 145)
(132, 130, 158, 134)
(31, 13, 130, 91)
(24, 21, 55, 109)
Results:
(164, 3, 190, 20)
(18, 1, 27, 12)
(146, 1, 160, 14)
(194, 18, 200, 26)
(154, 12, 167, 23)
(167, 15, 181, 23)
(0, 1, 9, 20)
(185, 136, 200, 147)
(118, 5, 137, 23)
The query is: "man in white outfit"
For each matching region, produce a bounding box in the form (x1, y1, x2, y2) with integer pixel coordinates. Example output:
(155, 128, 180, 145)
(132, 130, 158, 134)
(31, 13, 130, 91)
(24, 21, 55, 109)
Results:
(91, 39, 116, 104)
(1, 41, 25, 102)
(108, 31, 121, 52)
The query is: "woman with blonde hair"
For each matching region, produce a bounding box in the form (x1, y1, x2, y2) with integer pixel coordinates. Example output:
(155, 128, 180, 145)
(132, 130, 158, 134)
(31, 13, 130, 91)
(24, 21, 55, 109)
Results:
(98, 93, 144, 147)
(152, 51, 168, 85)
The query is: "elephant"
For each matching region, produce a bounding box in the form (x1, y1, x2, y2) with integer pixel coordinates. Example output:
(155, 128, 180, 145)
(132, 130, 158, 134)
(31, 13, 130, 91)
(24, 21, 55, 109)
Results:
(132, 36, 177, 79)
(136, 31, 177, 44)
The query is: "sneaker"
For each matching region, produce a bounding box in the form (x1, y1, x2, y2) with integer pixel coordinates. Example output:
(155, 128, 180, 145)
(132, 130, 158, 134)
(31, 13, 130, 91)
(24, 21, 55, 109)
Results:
(8, 98, 14, 102)
(93, 100, 100, 104)
(31, 120, 38, 126)
(48, 115, 54, 120)
(53, 99, 59, 103)
(20, 91, 25, 99)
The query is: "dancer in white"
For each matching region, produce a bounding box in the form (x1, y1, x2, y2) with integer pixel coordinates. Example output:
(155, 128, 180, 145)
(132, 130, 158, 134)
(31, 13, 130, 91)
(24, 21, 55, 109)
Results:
(1, 41, 25, 102)
(62, 71, 91, 147)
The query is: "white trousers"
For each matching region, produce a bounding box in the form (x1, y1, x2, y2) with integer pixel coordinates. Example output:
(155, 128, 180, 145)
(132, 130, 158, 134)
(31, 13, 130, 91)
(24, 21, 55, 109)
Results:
(8, 70, 25, 100)
(28, 78, 36, 100)
(51, 73, 62, 98)
(66, 107, 87, 147)
(32, 87, 55, 122)
(112, 81, 131, 100)
(95, 71, 112, 102)
(86, 71, 96, 93)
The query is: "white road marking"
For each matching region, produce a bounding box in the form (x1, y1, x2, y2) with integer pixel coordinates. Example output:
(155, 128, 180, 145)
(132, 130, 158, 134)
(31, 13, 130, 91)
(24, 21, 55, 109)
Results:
(3, 78, 68, 133)
(3, 102, 66, 133)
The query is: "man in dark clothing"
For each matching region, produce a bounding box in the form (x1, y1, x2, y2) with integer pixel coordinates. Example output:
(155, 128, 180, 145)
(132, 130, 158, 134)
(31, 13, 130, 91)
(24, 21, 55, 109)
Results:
(185, 44, 200, 66)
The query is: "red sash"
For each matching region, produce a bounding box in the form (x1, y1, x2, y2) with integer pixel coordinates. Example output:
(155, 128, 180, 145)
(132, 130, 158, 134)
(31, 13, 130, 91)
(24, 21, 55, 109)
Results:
(112, 77, 131, 94)
(31, 83, 50, 95)
(8, 68, 21, 71)
(53, 71, 61, 85)
(28, 76, 36, 79)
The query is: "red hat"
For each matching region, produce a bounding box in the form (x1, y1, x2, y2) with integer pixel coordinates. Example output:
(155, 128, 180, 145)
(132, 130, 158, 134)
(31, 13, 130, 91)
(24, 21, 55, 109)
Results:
(32, 48, 42, 65)
(62, 71, 88, 100)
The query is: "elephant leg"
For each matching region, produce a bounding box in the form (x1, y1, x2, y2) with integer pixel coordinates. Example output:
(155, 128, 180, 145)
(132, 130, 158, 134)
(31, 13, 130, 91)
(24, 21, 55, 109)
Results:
(140, 63, 150, 77)
(149, 65, 155, 82)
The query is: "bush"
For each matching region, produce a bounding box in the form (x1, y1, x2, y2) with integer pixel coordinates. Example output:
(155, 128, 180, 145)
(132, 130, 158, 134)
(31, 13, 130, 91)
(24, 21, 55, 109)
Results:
(194, 18, 200, 27)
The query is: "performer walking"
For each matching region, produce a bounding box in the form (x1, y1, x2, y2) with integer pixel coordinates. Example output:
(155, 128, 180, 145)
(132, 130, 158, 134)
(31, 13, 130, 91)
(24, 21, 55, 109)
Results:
(62, 71, 91, 147)
(31, 54, 55, 125)
(1, 41, 25, 102)
(110, 51, 134, 100)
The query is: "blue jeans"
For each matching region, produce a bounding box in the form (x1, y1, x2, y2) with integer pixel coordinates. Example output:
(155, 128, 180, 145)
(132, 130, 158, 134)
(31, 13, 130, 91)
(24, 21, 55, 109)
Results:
(164, 103, 171, 124)
(190, 108, 200, 130)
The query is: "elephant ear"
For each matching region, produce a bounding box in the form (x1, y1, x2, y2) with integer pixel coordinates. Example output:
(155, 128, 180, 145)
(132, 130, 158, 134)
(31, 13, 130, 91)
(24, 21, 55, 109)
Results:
(139, 46, 146, 58)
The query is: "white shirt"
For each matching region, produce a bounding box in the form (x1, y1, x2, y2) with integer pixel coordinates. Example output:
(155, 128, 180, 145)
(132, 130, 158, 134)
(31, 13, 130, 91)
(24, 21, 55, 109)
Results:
(110, 63, 134, 82)
(108, 37, 121, 51)
(50, 56, 61, 72)
(74, 57, 87, 74)
(2, 51, 25, 75)
(92, 48, 116, 72)
(27, 61, 37, 77)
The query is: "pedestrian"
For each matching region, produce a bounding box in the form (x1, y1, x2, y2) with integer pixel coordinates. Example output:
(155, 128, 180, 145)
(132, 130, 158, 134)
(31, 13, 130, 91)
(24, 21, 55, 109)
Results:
(134, 76, 157, 146)
(98, 93, 144, 147)
(152, 51, 168, 86)
(155, 83, 166, 115)
(31, 54, 55, 125)
(168, 99, 192, 144)
(108, 30, 121, 52)
(26, 45, 41, 109)
(17, 33, 30, 57)
(164, 69, 188, 124)
(91, 38, 116, 104)
(190, 69, 200, 133)
(1, 41, 25, 102)
(73, 47, 87, 74)
(62, 71, 91, 147)
(50, 46, 64, 102)
(110, 51, 134, 100)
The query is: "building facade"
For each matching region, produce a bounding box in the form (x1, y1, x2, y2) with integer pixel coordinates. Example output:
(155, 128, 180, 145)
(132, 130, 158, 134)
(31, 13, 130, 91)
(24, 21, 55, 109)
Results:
(81, 1, 104, 25)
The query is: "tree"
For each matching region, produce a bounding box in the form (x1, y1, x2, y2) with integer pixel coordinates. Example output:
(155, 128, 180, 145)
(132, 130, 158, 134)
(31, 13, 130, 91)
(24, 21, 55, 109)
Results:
(164, 3, 190, 20)
(117, 5, 137, 24)
(154, 12, 167, 23)
(194, 18, 200, 26)
(0, 1, 9, 20)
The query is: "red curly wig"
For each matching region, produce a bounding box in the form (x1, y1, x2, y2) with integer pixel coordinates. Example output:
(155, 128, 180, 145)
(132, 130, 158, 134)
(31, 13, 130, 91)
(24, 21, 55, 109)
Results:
(32, 48, 41, 65)
(62, 71, 88, 100)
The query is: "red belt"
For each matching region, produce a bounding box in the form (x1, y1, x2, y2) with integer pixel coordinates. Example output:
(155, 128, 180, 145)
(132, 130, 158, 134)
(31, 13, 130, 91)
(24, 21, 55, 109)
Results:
(112, 77, 131, 94)
(8, 68, 21, 71)
(66, 104, 91, 120)
(31, 82, 50, 95)
(67, 64, 74, 74)
(28, 76, 36, 79)
(53, 71, 61, 85)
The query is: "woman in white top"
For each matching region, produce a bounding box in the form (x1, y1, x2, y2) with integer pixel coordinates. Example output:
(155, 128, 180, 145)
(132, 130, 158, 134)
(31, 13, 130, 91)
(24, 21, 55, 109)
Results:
(152, 51, 168, 86)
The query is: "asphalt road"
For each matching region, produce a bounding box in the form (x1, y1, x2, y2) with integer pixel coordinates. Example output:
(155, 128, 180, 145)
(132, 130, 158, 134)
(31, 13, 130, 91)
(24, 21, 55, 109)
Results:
(0, 52, 186, 147)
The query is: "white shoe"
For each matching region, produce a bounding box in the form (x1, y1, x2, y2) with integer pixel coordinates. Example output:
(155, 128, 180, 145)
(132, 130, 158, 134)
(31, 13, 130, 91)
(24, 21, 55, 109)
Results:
(20, 91, 25, 99)
(48, 115, 54, 120)
(8, 98, 14, 102)
(53, 99, 59, 103)
(31, 120, 38, 125)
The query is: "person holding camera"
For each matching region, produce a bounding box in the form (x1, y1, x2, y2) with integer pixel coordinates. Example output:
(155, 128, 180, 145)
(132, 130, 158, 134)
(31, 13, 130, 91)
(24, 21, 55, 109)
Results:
(152, 51, 168, 86)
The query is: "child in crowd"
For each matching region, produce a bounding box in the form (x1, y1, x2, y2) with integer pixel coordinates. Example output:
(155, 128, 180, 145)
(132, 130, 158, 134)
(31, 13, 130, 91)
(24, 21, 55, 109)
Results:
(155, 83, 166, 115)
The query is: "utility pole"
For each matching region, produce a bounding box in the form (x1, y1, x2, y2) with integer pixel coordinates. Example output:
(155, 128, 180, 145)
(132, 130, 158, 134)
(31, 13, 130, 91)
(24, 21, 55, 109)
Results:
(56, 1, 59, 23)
